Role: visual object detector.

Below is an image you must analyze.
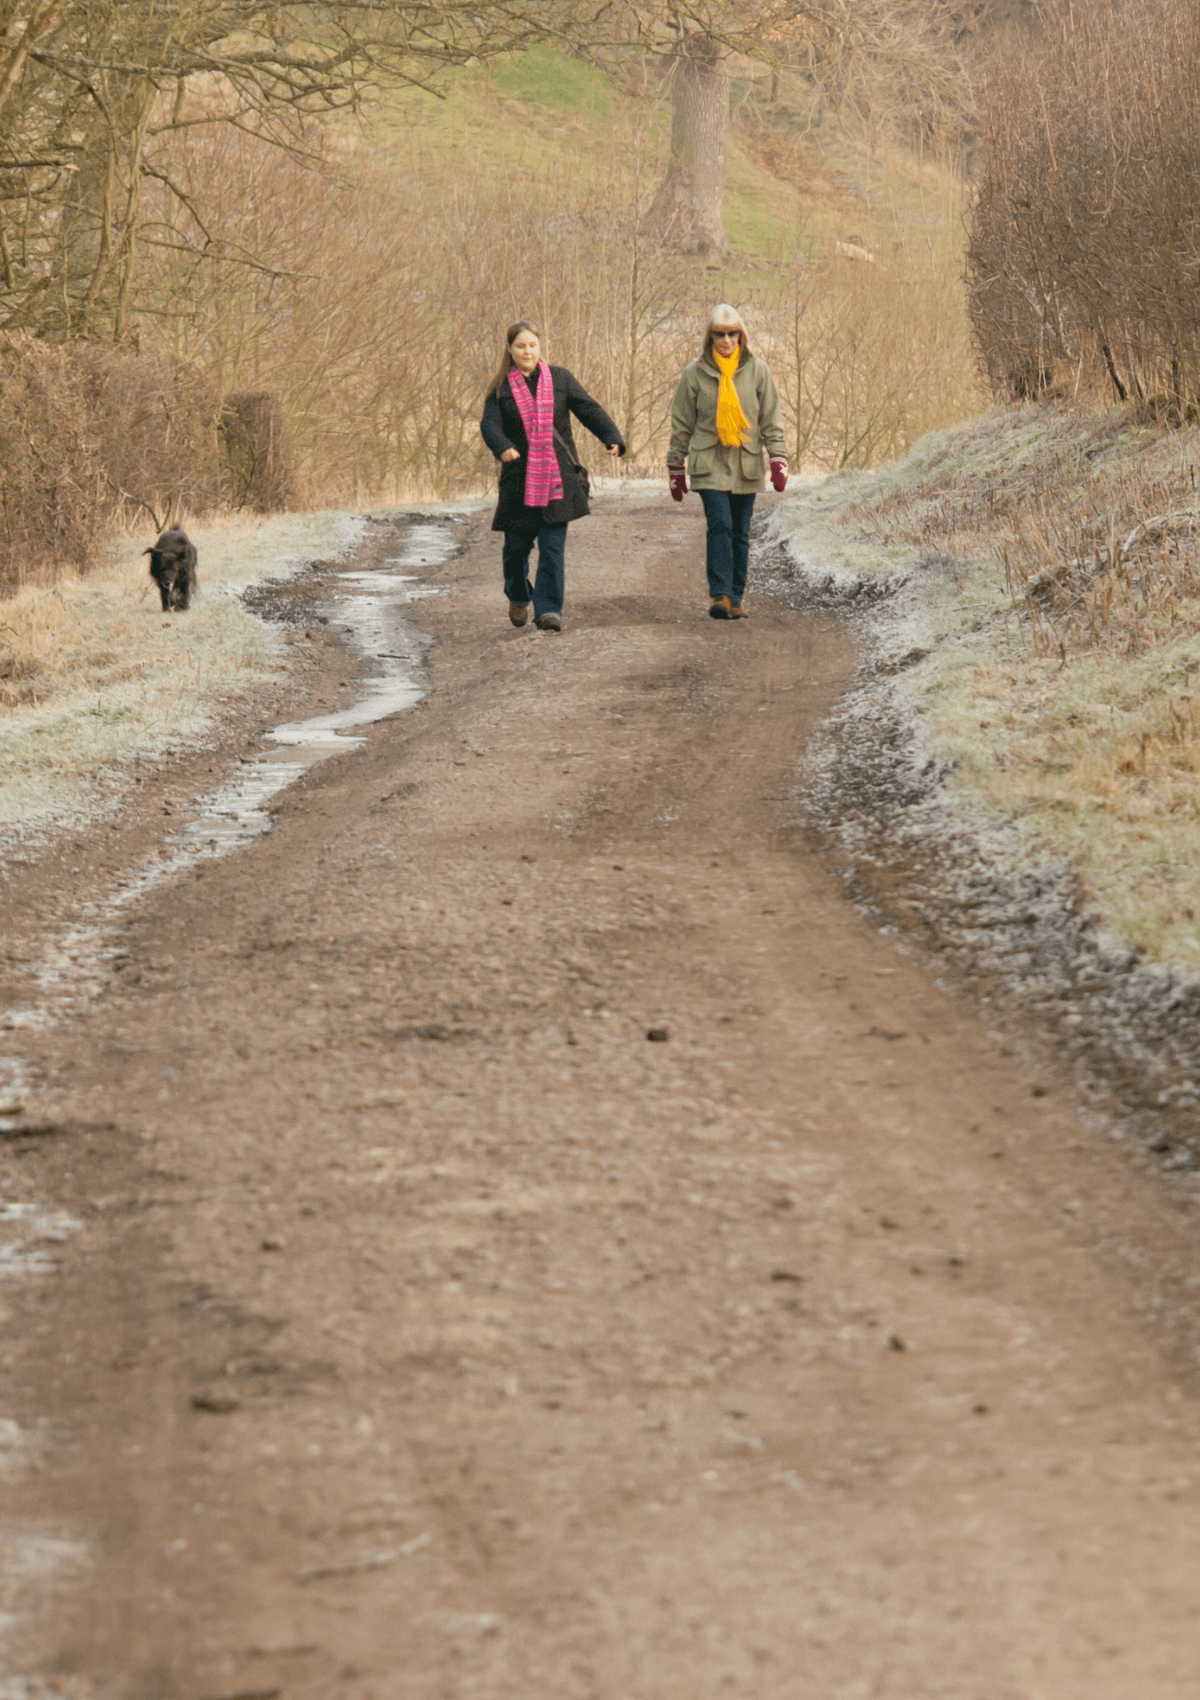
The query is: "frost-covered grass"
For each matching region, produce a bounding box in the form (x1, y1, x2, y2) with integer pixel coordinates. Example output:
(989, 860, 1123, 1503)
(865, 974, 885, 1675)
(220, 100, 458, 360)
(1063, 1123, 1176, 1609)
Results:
(912, 599, 1200, 965)
(0, 509, 364, 836)
(778, 403, 1200, 966)
(768, 471, 915, 579)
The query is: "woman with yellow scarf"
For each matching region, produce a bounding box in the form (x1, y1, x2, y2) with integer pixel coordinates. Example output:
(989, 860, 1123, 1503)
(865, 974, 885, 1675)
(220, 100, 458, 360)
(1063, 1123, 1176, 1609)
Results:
(667, 306, 788, 619)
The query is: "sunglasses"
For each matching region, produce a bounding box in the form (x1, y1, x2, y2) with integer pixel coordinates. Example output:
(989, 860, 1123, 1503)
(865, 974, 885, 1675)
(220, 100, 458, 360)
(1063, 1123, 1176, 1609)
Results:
(712, 329, 740, 340)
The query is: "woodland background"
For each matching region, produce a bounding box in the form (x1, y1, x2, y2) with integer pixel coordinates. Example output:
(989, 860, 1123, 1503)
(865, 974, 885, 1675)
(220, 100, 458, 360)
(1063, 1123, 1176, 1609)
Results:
(1, 0, 1184, 585)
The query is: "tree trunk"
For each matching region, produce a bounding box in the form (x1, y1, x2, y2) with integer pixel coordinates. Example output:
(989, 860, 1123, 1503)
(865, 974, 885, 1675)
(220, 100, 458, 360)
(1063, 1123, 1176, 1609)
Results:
(51, 70, 155, 341)
(644, 32, 730, 259)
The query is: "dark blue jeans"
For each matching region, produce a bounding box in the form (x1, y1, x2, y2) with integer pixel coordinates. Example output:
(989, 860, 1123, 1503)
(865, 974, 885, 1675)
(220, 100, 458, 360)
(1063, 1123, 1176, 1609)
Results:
(502, 523, 567, 618)
(698, 490, 756, 603)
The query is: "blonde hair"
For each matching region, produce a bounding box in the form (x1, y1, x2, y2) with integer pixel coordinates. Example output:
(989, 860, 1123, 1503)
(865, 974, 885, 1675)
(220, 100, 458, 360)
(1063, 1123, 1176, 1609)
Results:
(488, 320, 542, 397)
(703, 304, 749, 357)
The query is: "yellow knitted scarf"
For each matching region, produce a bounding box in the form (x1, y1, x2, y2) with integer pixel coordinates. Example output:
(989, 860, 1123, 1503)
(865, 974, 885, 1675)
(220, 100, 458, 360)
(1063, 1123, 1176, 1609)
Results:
(713, 346, 751, 447)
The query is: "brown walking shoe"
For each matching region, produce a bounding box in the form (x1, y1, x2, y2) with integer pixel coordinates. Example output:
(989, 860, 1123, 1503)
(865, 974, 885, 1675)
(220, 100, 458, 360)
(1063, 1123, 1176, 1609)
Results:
(708, 596, 733, 620)
(508, 601, 531, 627)
(729, 600, 749, 619)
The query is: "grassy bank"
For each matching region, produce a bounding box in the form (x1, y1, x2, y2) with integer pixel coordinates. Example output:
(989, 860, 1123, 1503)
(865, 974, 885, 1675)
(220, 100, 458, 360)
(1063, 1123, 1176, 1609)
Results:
(775, 405, 1200, 968)
(0, 512, 363, 838)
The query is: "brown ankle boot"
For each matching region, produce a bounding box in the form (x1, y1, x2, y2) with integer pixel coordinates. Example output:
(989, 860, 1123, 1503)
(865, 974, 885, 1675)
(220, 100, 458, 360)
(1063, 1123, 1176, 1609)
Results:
(708, 596, 732, 620)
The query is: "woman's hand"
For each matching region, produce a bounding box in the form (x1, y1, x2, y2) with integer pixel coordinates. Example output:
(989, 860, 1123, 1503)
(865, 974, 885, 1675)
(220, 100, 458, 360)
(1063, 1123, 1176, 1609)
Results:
(500, 448, 521, 464)
(606, 443, 621, 456)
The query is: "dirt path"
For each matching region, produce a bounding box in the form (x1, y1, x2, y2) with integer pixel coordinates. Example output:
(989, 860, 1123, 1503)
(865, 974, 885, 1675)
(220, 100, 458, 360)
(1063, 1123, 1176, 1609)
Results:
(4, 498, 1200, 1700)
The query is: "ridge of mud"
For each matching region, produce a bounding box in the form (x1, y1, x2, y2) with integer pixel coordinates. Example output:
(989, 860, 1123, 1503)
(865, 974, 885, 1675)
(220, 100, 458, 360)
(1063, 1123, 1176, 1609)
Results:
(753, 520, 1200, 1200)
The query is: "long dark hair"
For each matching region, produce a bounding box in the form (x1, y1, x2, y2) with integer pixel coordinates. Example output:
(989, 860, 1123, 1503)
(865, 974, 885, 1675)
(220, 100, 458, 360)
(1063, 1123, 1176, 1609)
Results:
(488, 320, 542, 396)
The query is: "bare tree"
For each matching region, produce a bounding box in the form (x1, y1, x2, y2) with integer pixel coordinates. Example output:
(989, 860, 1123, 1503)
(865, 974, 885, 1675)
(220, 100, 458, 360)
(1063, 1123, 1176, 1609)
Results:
(0, 0, 617, 341)
(613, 0, 978, 258)
(0, 0, 981, 326)
(643, 24, 732, 258)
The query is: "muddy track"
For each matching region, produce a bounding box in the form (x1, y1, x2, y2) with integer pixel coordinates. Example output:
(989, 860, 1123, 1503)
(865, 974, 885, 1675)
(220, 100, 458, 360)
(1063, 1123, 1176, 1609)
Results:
(2, 499, 1200, 1699)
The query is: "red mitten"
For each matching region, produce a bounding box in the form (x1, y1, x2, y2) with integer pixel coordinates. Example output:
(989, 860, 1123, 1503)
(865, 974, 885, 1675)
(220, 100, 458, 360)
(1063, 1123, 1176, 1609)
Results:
(770, 458, 788, 493)
(668, 468, 687, 503)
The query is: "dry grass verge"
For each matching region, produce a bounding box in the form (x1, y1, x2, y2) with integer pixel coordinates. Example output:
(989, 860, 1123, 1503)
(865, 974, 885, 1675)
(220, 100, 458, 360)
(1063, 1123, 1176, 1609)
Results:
(0, 509, 364, 839)
(776, 403, 1200, 967)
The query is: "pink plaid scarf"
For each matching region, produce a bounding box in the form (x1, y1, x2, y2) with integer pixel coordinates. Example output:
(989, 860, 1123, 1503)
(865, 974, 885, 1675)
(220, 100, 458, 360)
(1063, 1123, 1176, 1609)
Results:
(508, 361, 563, 508)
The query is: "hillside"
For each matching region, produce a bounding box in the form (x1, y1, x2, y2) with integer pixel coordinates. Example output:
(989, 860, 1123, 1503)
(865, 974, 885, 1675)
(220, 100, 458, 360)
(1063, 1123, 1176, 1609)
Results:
(375, 43, 972, 297)
(128, 43, 980, 509)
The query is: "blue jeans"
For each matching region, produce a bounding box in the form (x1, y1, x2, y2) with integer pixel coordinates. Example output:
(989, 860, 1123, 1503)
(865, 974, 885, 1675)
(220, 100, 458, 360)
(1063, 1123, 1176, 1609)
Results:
(502, 524, 567, 618)
(698, 490, 756, 603)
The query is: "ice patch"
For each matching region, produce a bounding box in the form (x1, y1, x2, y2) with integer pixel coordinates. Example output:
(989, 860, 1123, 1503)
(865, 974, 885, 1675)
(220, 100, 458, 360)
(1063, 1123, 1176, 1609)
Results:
(0, 1224, 88, 1688)
(1, 518, 455, 1034)
(0, 1205, 80, 1281)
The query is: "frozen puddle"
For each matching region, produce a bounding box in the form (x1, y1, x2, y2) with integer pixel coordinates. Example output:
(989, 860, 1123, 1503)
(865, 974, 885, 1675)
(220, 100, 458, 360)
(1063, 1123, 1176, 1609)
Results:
(184, 519, 451, 836)
(0, 518, 455, 1039)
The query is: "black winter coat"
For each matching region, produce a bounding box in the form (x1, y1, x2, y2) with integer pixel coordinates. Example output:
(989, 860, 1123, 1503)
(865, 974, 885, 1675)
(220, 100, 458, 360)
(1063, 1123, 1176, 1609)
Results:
(480, 365, 625, 533)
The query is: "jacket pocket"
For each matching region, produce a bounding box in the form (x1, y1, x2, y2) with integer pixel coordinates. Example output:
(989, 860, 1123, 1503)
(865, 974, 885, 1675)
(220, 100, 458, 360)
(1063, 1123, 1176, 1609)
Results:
(740, 446, 765, 482)
(689, 446, 716, 478)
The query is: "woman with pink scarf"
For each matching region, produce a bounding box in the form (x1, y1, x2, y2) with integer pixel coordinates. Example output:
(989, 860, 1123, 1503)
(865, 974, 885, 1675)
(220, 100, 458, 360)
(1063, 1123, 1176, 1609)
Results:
(481, 321, 624, 631)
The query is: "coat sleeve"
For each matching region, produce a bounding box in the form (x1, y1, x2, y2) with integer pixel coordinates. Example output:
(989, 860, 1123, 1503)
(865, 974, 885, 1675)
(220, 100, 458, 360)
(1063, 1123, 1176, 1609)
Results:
(561, 370, 625, 454)
(480, 389, 515, 460)
(667, 369, 697, 468)
(757, 363, 787, 460)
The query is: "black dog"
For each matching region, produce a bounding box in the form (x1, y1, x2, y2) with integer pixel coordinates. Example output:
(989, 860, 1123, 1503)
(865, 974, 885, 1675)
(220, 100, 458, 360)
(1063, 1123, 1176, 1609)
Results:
(145, 527, 198, 612)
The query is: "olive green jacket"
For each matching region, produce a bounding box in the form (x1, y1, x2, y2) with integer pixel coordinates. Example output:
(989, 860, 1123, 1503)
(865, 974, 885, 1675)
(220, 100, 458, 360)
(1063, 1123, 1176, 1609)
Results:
(667, 351, 787, 492)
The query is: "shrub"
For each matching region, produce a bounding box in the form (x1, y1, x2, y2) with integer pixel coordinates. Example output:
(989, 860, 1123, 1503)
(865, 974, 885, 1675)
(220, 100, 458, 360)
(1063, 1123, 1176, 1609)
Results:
(0, 335, 219, 588)
(968, 0, 1200, 409)
(220, 393, 296, 513)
